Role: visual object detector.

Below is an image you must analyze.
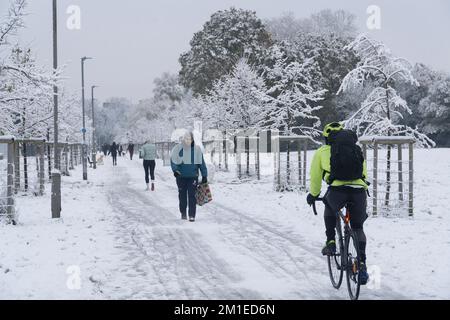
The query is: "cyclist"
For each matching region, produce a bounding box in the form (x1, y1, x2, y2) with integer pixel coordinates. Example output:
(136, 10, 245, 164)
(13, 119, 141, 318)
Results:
(306, 122, 370, 285)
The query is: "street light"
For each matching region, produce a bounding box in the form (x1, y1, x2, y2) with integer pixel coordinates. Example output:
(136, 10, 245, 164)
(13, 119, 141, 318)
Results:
(81, 56, 93, 180)
(91, 85, 99, 169)
(51, 0, 61, 219)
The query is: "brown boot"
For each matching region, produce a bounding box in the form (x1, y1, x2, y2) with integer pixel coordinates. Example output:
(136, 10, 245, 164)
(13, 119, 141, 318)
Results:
(151, 182, 155, 191)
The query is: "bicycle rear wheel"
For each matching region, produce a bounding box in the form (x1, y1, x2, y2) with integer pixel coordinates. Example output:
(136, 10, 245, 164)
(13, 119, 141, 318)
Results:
(327, 218, 344, 289)
(345, 231, 361, 300)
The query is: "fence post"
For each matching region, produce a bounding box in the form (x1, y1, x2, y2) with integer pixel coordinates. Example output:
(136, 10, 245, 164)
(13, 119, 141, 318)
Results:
(74, 145, 78, 167)
(7, 141, 15, 223)
(64, 144, 69, 175)
(297, 140, 302, 187)
(373, 142, 378, 216)
(223, 132, 228, 171)
(47, 143, 52, 180)
(51, 172, 61, 218)
(398, 143, 403, 202)
(362, 143, 367, 160)
(256, 133, 260, 180)
(69, 145, 74, 170)
(303, 141, 307, 190)
(14, 142, 20, 193)
(408, 142, 414, 216)
(39, 144, 45, 196)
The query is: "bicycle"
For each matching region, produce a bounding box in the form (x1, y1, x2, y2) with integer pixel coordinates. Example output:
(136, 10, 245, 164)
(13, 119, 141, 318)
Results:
(312, 196, 362, 300)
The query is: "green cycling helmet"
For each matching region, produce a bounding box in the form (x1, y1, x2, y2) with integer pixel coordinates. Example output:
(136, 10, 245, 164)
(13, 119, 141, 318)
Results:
(323, 122, 344, 138)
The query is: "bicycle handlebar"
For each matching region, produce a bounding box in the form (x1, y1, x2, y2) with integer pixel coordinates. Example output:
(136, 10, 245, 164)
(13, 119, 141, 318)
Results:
(311, 197, 324, 216)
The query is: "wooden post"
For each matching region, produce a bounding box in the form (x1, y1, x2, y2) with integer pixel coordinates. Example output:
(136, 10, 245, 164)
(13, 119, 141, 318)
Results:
(39, 144, 45, 196)
(408, 142, 414, 216)
(362, 143, 367, 160)
(297, 140, 302, 187)
(303, 140, 307, 190)
(51, 172, 61, 218)
(69, 145, 74, 170)
(224, 133, 228, 171)
(373, 142, 378, 216)
(47, 144, 52, 180)
(277, 139, 281, 189)
(256, 134, 260, 180)
(7, 141, 15, 222)
(245, 136, 250, 176)
(397, 143, 403, 202)
(23, 142, 29, 191)
(64, 145, 69, 175)
(14, 142, 20, 193)
(218, 140, 222, 170)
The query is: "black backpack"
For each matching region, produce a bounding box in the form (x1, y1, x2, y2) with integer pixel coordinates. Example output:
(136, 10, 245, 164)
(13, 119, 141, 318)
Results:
(328, 129, 364, 183)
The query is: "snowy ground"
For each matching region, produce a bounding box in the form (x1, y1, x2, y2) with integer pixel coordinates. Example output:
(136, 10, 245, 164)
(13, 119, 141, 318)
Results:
(0, 149, 449, 299)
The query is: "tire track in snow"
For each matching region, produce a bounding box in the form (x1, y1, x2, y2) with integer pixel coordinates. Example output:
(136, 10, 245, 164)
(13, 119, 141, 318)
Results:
(103, 164, 260, 299)
(153, 169, 406, 300)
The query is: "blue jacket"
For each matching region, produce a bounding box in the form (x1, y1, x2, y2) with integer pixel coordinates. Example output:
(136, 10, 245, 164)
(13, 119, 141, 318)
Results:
(171, 143, 207, 178)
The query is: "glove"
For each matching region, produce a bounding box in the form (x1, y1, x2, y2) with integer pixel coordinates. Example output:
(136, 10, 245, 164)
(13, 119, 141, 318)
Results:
(174, 171, 181, 178)
(306, 193, 317, 206)
(201, 176, 207, 184)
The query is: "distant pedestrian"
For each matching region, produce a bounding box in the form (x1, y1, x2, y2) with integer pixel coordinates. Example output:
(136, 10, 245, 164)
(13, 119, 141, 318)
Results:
(171, 131, 207, 222)
(128, 143, 135, 160)
(118, 145, 123, 157)
(109, 142, 118, 166)
(102, 144, 109, 156)
(139, 140, 156, 191)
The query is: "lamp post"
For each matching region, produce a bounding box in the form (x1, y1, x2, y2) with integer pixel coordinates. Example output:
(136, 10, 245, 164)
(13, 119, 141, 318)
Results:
(91, 85, 99, 169)
(81, 56, 93, 180)
(51, 0, 61, 218)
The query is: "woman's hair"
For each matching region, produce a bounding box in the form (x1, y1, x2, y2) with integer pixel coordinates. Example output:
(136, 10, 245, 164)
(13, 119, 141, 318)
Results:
(183, 131, 194, 144)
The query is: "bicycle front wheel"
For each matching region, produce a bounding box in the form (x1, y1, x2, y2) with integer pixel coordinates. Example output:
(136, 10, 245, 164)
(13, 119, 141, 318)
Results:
(345, 231, 361, 300)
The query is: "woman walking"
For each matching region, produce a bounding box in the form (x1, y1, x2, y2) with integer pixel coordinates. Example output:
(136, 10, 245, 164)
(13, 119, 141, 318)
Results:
(171, 131, 207, 222)
(127, 143, 135, 160)
(109, 142, 118, 166)
(139, 140, 157, 191)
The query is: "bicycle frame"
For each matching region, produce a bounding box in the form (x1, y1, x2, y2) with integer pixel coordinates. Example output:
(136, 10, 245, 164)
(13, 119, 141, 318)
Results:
(312, 196, 361, 300)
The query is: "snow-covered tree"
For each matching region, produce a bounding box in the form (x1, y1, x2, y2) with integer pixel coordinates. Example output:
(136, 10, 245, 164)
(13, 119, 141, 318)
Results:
(418, 76, 450, 145)
(0, 1, 61, 140)
(265, 9, 357, 43)
(207, 59, 268, 131)
(1, 46, 55, 139)
(259, 45, 326, 137)
(338, 34, 434, 147)
(338, 34, 435, 206)
(179, 7, 272, 95)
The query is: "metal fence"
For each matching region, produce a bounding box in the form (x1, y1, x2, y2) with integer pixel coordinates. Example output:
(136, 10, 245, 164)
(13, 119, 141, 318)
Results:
(0, 136, 84, 223)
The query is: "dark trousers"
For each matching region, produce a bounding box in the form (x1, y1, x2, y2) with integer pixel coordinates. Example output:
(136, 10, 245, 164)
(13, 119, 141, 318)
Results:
(129, 150, 134, 160)
(143, 160, 156, 183)
(112, 153, 117, 166)
(176, 177, 198, 218)
(324, 187, 368, 262)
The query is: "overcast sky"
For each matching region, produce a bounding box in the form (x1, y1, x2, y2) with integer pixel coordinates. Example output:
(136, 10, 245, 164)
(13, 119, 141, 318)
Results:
(4, 0, 450, 102)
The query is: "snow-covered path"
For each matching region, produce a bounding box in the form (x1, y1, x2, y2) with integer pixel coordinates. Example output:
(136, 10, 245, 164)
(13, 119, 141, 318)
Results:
(3, 150, 449, 299)
(97, 158, 405, 300)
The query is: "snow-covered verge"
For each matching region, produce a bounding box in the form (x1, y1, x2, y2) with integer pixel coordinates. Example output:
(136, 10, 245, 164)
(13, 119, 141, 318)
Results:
(0, 148, 448, 299)
(0, 165, 123, 299)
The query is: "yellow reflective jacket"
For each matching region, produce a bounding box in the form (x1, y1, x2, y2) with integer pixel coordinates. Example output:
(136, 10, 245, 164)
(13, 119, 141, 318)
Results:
(309, 145, 368, 197)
